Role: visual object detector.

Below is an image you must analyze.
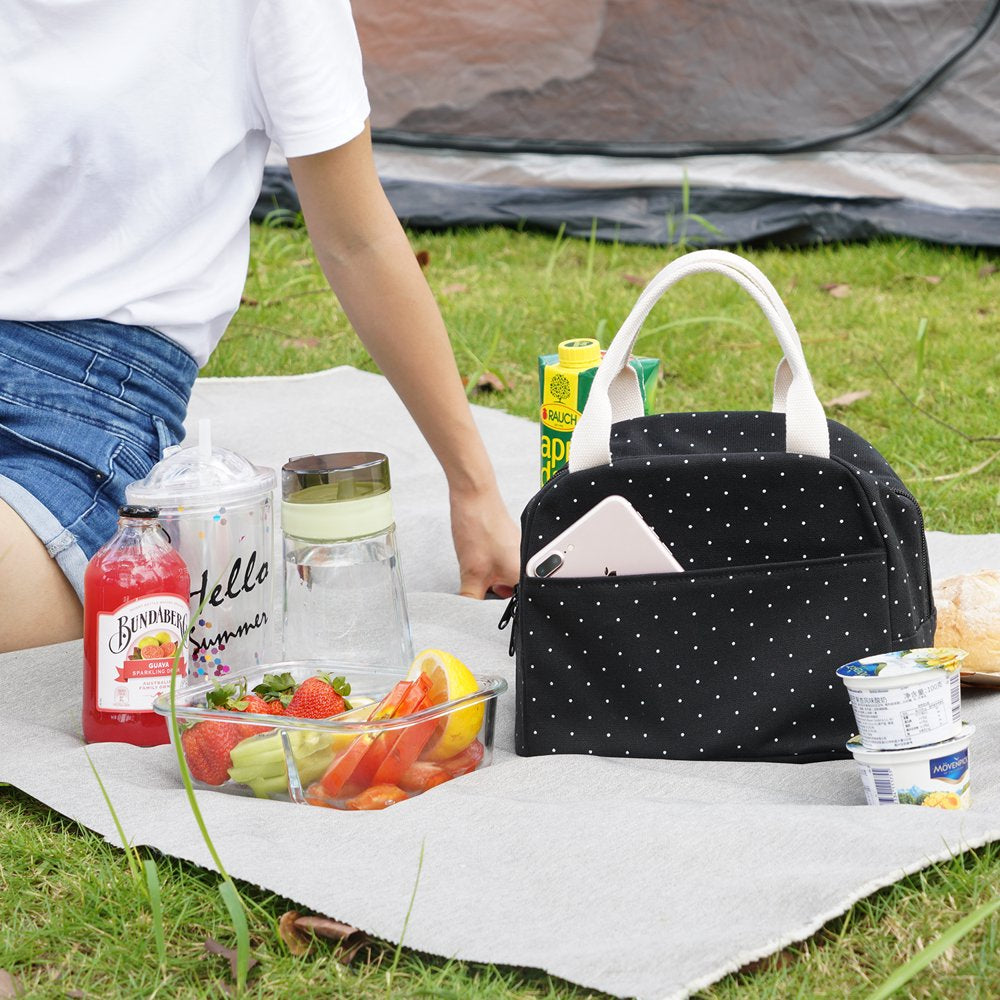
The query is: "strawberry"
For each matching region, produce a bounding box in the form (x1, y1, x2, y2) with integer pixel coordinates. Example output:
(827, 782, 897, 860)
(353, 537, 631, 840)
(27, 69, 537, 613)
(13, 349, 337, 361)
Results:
(252, 671, 298, 713)
(231, 694, 276, 738)
(181, 721, 246, 785)
(286, 673, 350, 719)
(205, 679, 272, 738)
(236, 693, 273, 716)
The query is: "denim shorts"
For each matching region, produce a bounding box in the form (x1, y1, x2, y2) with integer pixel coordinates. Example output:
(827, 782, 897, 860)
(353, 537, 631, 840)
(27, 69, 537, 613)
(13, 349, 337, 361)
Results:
(0, 319, 198, 600)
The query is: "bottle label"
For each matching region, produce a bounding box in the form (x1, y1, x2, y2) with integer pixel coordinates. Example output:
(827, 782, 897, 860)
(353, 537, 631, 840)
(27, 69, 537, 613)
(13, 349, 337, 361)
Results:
(96, 594, 189, 712)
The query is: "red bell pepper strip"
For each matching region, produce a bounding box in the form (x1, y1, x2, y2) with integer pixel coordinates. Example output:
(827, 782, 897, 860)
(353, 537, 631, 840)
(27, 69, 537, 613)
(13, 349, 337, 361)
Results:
(319, 674, 433, 798)
(370, 713, 438, 787)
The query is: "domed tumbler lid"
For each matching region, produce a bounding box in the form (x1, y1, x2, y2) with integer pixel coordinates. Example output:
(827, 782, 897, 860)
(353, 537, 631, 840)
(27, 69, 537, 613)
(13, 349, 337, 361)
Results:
(126, 419, 276, 513)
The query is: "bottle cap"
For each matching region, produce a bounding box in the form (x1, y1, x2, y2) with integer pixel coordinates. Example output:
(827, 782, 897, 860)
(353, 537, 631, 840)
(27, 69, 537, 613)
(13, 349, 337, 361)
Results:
(281, 452, 394, 541)
(118, 505, 159, 519)
(557, 338, 602, 369)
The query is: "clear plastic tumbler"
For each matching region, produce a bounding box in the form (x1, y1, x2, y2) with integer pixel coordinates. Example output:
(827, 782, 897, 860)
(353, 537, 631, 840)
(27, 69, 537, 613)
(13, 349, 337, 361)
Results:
(281, 452, 413, 668)
(126, 421, 277, 679)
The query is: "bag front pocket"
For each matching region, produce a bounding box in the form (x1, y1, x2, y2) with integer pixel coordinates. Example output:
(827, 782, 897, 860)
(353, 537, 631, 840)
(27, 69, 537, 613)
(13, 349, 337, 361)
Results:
(515, 551, 891, 762)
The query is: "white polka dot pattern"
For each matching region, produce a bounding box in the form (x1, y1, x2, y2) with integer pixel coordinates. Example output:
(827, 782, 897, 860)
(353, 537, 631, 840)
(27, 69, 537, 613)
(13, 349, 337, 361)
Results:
(510, 411, 936, 763)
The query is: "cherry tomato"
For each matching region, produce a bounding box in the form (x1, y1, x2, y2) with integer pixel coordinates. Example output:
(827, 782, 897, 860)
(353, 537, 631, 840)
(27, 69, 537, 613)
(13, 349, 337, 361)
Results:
(398, 760, 452, 793)
(438, 739, 485, 777)
(346, 784, 407, 810)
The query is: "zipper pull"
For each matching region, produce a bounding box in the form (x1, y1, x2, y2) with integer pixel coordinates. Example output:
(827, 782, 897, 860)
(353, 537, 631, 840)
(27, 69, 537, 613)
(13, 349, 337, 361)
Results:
(497, 586, 518, 657)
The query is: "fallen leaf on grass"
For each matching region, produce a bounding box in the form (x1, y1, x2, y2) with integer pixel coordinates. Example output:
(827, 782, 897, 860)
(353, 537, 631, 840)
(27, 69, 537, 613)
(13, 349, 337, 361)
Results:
(460, 372, 507, 394)
(0, 970, 22, 998)
(239, 295, 259, 306)
(820, 283, 851, 298)
(739, 947, 796, 976)
(279, 911, 311, 956)
(825, 389, 872, 408)
(204, 937, 259, 982)
(894, 273, 943, 285)
(978, 264, 998, 278)
(621, 273, 646, 286)
(474, 371, 506, 393)
(293, 915, 369, 963)
(281, 337, 321, 350)
(293, 915, 360, 941)
(415, 250, 431, 269)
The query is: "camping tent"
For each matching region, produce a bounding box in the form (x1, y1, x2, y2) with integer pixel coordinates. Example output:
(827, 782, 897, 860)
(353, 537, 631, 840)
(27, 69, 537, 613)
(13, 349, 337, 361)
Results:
(258, 0, 1000, 247)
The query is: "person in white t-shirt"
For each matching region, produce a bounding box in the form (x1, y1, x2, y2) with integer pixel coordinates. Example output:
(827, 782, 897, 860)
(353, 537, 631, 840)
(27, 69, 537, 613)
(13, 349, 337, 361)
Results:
(0, 0, 520, 652)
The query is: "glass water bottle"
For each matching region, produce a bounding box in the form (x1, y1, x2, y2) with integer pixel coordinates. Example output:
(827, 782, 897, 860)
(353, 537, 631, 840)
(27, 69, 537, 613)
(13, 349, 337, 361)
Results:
(281, 452, 413, 669)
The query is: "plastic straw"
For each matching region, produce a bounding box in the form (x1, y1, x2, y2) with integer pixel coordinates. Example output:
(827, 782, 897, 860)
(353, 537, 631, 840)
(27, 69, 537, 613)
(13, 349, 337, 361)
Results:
(198, 418, 212, 466)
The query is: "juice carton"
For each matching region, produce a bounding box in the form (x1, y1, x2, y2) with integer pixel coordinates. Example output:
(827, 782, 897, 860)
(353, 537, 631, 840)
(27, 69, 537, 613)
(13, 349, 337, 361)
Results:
(539, 338, 659, 484)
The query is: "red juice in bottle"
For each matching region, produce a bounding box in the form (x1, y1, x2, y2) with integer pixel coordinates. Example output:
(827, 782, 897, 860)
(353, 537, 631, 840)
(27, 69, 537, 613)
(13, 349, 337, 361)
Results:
(83, 505, 190, 745)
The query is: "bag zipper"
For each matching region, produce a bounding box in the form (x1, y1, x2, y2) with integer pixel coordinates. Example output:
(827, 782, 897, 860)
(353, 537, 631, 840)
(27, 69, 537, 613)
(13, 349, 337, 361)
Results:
(518, 465, 568, 562)
(497, 586, 519, 656)
(890, 487, 933, 622)
(502, 465, 566, 658)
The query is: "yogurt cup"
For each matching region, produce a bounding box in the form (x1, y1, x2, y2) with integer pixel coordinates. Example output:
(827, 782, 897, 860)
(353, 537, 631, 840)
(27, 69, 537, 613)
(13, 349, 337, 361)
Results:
(847, 723, 974, 809)
(836, 648, 967, 750)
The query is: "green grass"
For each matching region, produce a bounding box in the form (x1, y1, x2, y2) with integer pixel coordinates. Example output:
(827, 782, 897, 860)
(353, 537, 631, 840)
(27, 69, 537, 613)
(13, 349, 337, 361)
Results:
(214, 224, 999, 532)
(4, 225, 1000, 998)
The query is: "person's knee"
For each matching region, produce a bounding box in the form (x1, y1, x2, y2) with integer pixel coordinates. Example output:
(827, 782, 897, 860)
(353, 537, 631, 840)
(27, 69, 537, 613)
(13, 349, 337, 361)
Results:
(0, 500, 82, 653)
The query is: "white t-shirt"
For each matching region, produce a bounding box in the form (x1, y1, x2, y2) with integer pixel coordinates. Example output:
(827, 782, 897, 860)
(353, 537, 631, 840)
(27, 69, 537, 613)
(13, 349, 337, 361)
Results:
(0, 0, 370, 366)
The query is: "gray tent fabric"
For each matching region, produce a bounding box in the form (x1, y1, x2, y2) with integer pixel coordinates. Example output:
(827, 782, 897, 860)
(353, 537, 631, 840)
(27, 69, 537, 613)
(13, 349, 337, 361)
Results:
(4, 368, 1000, 1000)
(257, 0, 1000, 246)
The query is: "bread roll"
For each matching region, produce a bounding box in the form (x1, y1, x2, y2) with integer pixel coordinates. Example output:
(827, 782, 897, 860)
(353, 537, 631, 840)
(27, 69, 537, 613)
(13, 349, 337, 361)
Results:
(934, 570, 1000, 673)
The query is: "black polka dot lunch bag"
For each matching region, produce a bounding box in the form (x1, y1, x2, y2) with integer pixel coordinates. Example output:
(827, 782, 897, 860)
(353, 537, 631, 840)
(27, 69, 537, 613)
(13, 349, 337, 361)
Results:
(501, 250, 936, 763)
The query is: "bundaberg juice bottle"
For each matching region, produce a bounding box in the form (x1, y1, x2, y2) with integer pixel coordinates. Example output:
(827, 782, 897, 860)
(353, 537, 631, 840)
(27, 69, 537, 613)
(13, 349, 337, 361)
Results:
(83, 505, 190, 745)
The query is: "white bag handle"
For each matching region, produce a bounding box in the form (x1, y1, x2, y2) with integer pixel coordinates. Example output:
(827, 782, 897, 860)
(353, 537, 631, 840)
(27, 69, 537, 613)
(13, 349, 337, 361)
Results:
(568, 249, 830, 473)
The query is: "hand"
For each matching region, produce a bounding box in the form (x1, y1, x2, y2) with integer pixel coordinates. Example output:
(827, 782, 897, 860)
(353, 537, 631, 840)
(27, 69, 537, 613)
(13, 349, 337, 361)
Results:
(449, 485, 520, 600)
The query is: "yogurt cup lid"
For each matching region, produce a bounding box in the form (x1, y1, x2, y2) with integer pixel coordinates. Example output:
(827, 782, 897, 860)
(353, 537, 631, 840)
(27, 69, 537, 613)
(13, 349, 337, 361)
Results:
(847, 720, 975, 752)
(836, 647, 967, 679)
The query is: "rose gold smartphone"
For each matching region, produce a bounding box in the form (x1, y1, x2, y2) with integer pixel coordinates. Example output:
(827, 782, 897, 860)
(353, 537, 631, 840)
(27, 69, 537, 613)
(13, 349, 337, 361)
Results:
(526, 495, 684, 579)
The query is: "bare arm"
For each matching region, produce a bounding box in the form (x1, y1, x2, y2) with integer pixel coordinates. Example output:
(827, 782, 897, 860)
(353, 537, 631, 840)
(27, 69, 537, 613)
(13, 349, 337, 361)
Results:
(287, 124, 519, 598)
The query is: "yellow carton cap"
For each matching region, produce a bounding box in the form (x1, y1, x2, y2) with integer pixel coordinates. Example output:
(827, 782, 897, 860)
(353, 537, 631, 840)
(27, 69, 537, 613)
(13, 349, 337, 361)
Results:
(557, 338, 602, 369)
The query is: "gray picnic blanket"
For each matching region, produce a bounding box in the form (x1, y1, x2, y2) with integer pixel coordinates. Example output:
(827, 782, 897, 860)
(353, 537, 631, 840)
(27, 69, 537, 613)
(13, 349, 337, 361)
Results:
(2, 367, 999, 1000)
